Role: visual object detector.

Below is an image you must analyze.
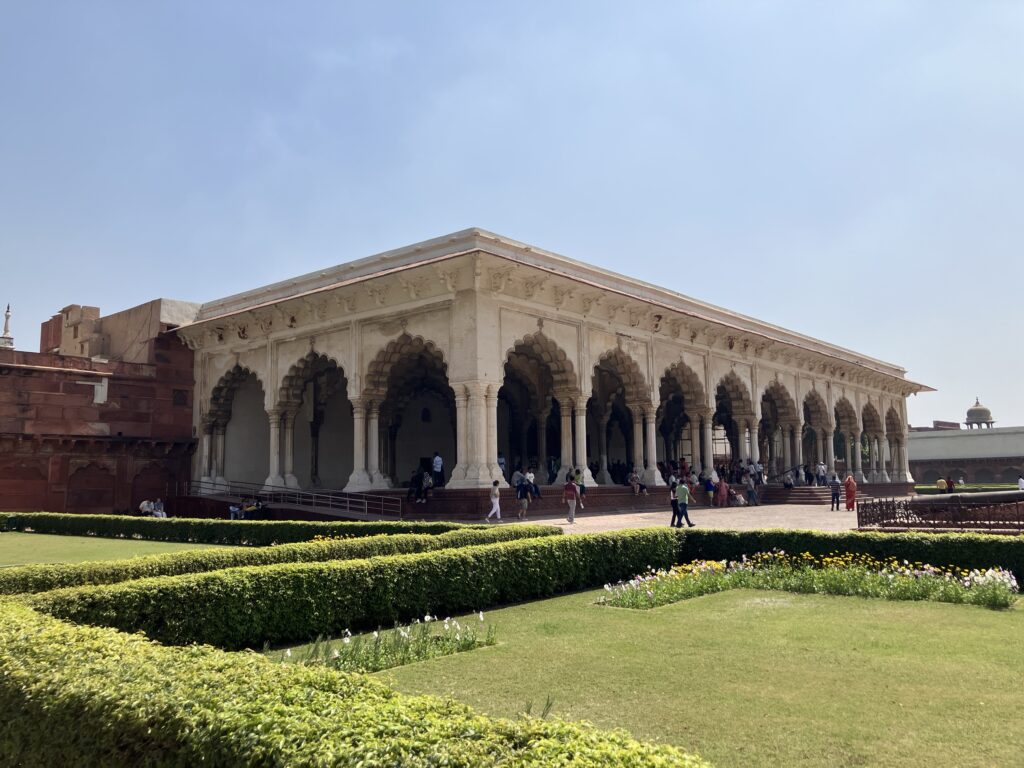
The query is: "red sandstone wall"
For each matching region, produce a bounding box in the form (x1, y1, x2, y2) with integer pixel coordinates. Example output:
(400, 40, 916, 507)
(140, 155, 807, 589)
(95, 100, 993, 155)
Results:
(0, 335, 195, 513)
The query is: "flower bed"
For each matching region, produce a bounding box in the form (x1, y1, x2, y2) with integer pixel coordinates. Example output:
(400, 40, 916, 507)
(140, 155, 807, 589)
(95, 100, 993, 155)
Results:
(277, 612, 497, 673)
(601, 551, 1020, 610)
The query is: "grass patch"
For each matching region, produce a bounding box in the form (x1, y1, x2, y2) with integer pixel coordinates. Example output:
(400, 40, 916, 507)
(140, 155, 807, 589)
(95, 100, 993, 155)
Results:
(0, 532, 219, 567)
(381, 589, 1024, 768)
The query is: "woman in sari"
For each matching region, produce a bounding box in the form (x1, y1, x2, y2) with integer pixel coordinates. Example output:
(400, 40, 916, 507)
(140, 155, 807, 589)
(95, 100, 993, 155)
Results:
(715, 477, 729, 508)
(843, 473, 858, 511)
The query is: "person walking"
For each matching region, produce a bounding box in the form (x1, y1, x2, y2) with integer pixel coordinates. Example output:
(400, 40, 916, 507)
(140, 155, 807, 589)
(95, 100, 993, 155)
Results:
(828, 473, 842, 511)
(744, 473, 759, 506)
(574, 468, 586, 509)
(844, 473, 858, 511)
(672, 479, 694, 527)
(562, 475, 580, 524)
(485, 480, 501, 522)
(516, 478, 531, 520)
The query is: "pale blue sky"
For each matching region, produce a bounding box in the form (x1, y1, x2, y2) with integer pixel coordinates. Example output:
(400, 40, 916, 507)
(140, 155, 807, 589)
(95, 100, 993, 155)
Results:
(2, 2, 1021, 426)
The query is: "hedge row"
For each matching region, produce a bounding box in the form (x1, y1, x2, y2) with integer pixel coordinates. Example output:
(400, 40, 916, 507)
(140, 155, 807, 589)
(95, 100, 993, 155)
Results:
(0, 602, 708, 768)
(29, 529, 680, 649)
(0, 524, 562, 595)
(0, 511, 471, 545)
(679, 528, 1024, 581)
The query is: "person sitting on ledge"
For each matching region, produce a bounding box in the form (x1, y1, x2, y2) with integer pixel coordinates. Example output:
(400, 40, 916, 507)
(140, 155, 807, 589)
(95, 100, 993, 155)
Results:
(628, 468, 648, 496)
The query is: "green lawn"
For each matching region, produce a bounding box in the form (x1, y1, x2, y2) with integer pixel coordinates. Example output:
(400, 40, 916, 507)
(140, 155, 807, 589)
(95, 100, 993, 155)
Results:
(375, 589, 1024, 768)
(0, 532, 220, 567)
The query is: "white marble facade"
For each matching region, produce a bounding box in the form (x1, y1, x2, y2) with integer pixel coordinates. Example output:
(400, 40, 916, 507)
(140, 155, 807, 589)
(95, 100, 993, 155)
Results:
(177, 229, 927, 492)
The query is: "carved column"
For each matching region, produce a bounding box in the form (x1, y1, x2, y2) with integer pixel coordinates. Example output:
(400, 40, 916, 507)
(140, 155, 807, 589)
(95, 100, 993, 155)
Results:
(575, 402, 596, 485)
(596, 412, 612, 485)
(450, 388, 469, 483)
(537, 405, 550, 484)
(852, 431, 866, 483)
(688, 419, 701, 468)
(781, 424, 792, 472)
(878, 429, 892, 483)
(898, 435, 913, 483)
(794, 421, 804, 473)
(629, 405, 645, 476)
(737, 418, 750, 463)
(817, 432, 826, 467)
(824, 428, 835, 476)
(642, 405, 664, 486)
(701, 412, 714, 476)
(198, 422, 214, 490)
(344, 397, 372, 491)
(282, 412, 299, 489)
(486, 386, 507, 486)
(263, 409, 285, 490)
(555, 395, 575, 484)
(367, 401, 391, 489)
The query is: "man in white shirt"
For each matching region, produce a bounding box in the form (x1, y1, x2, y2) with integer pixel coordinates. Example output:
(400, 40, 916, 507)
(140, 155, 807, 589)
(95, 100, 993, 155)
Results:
(1018, 474, 1024, 491)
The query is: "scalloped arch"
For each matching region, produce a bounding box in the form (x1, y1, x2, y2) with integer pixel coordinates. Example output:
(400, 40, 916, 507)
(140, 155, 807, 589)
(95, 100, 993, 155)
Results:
(209, 365, 265, 426)
(592, 348, 649, 409)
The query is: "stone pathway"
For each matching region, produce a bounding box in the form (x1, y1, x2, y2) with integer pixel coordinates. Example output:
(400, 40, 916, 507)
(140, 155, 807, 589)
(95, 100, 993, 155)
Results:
(518, 502, 861, 534)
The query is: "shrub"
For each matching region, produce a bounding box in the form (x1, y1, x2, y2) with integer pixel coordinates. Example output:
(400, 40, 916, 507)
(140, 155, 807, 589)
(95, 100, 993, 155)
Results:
(0, 602, 708, 767)
(0, 524, 562, 595)
(677, 528, 1024, 581)
(0, 511, 472, 545)
(28, 528, 679, 649)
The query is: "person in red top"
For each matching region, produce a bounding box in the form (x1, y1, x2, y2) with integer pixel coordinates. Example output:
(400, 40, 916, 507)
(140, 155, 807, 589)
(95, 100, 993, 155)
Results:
(843, 473, 858, 511)
(562, 477, 581, 524)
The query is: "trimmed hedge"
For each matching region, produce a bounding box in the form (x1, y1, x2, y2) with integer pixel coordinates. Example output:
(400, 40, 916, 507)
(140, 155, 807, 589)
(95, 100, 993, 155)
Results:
(0, 524, 562, 595)
(678, 528, 1024, 581)
(0, 602, 708, 767)
(28, 528, 680, 649)
(0, 511, 472, 545)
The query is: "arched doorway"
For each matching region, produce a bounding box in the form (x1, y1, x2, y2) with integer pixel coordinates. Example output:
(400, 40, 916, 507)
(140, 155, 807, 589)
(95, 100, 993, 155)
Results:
(658, 361, 707, 477)
(593, 348, 654, 485)
(833, 398, 859, 480)
(861, 403, 885, 482)
(278, 353, 352, 490)
(501, 333, 578, 485)
(365, 334, 455, 490)
(714, 372, 754, 476)
(802, 389, 831, 478)
(760, 381, 799, 482)
(885, 406, 907, 482)
(208, 366, 269, 487)
(67, 462, 116, 514)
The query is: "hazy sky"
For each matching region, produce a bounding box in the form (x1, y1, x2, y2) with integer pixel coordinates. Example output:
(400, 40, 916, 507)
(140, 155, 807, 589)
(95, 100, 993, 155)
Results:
(2, 2, 1021, 427)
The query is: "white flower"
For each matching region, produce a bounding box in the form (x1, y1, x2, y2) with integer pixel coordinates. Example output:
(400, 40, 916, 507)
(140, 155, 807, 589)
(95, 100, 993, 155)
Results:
(424, 614, 433, 622)
(343, 636, 351, 645)
(284, 648, 292, 658)
(478, 611, 485, 622)
(373, 631, 379, 640)
(331, 649, 340, 659)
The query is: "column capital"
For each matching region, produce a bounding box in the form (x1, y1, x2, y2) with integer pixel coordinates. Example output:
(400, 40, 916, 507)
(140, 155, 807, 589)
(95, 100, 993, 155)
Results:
(266, 408, 283, 421)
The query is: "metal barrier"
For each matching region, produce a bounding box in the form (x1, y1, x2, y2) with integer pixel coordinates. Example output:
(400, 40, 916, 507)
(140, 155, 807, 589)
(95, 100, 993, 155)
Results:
(858, 496, 1024, 533)
(182, 479, 403, 520)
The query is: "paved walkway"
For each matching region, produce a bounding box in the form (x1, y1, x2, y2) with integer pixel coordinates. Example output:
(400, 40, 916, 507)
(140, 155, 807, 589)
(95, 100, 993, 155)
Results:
(522, 503, 860, 533)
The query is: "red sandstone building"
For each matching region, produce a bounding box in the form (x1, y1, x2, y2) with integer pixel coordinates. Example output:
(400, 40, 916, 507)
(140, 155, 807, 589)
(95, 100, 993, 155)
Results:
(0, 301, 196, 513)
